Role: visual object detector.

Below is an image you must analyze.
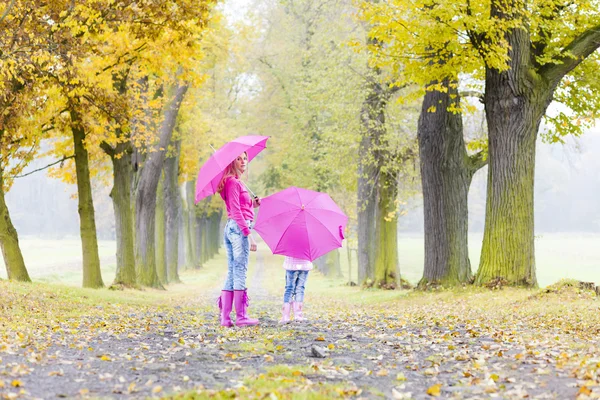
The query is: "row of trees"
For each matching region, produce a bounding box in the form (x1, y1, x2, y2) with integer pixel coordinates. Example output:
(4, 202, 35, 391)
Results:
(0, 0, 227, 287)
(223, 0, 599, 288)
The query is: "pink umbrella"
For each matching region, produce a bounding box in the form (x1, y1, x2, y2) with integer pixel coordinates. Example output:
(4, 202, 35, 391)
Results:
(253, 187, 348, 261)
(195, 135, 269, 204)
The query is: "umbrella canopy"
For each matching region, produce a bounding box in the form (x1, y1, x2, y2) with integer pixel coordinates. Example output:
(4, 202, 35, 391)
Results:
(195, 135, 269, 204)
(253, 187, 347, 262)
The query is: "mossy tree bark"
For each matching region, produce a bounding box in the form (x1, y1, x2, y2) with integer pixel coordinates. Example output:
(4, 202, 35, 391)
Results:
(0, 167, 30, 282)
(155, 173, 167, 284)
(70, 108, 104, 289)
(164, 139, 181, 283)
(476, 9, 600, 287)
(102, 141, 137, 287)
(135, 83, 188, 288)
(418, 84, 486, 287)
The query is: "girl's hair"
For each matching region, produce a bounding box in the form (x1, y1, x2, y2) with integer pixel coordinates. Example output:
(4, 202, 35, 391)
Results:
(217, 152, 247, 194)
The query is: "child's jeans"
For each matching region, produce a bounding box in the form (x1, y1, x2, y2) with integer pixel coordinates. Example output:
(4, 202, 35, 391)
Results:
(284, 270, 309, 303)
(223, 219, 253, 290)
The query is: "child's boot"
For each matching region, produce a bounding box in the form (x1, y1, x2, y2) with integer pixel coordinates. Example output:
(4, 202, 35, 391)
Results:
(279, 303, 291, 324)
(293, 302, 306, 322)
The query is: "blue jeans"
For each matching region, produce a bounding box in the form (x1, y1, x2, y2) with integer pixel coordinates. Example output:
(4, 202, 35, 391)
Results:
(223, 219, 252, 291)
(284, 270, 309, 303)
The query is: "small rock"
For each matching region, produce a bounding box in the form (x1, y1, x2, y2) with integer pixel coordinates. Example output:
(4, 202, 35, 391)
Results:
(311, 345, 327, 358)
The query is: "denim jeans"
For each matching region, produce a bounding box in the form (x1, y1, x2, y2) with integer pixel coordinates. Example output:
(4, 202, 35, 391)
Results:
(223, 219, 252, 291)
(284, 270, 309, 303)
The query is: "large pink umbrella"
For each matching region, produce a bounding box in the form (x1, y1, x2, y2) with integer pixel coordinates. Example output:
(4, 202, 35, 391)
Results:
(253, 187, 348, 262)
(195, 135, 269, 204)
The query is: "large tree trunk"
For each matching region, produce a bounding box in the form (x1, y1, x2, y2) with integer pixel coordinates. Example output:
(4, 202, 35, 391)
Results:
(135, 83, 188, 288)
(70, 109, 104, 289)
(0, 171, 30, 282)
(373, 177, 399, 288)
(418, 85, 485, 287)
(314, 250, 342, 277)
(164, 140, 181, 283)
(476, 89, 546, 287)
(475, 6, 548, 287)
(105, 142, 137, 287)
(155, 173, 167, 284)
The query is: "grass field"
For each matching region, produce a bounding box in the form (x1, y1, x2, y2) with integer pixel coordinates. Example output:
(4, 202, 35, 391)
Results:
(0, 233, 598, 288)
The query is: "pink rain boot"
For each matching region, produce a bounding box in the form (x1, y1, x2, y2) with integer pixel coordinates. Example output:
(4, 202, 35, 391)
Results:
(233, 289, 259, 327)
(293, 302, 306, 322)
(279, 303, 291, 324)
(218, 290, 234, 327)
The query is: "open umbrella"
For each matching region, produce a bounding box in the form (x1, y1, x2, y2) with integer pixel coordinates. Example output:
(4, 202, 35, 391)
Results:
(195, 135, 269, 204)
(253, 187, 347, 262)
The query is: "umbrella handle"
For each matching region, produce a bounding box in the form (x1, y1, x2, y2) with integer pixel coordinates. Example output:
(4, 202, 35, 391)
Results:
(339, 226, 345, 240)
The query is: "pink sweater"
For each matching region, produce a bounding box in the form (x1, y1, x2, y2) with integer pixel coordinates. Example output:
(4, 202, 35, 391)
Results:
(220, 177, 254, 236)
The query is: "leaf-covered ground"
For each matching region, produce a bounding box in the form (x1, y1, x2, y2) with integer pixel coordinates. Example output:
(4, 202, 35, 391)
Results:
(1, 250, 600, 399)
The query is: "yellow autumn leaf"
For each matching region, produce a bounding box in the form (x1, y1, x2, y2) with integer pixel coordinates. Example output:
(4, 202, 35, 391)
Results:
(376, 369, 389, 377)
(426, 384, 441, 397)
(327, 344, 335, 350)
(292, 371, 303, 377)
(396, 373, 406, 381)
(11, 380, 22, 387)
(315, 336, 325, 341)
(100, 355, 111, 361)
(152, 385, 162, 394)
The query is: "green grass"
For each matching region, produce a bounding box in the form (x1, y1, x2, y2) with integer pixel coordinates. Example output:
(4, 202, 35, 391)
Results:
(1, 233, 599, 290)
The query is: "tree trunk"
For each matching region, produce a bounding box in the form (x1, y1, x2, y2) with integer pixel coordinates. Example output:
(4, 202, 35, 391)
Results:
(182, 184, 194, 270)
(106, 142, 137, 287)
(476, 90, 546, 287)
(418, 85, 485, 287)
(164, 140, 181, 283)
(475, 8, 552, 287)
(135, 83, 188, 288)
(373, 176, 399, 288)
(314, 250, 341, 277)
(70, 109, 104, 289)
(184, 180, 198, 268)
(357, 81, 387, 285)
(195, 214, 203, 269)
(211, 211, 221, 255)
(155, 173, 167, 284)
(0, 171, 30, 282)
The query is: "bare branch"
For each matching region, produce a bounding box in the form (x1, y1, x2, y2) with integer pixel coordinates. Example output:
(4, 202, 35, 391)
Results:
(14, 155, 74, 178)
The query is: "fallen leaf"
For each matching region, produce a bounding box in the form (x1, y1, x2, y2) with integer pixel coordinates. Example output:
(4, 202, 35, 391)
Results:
(426, 383, 441, 397)
(152, 385, 162, 394)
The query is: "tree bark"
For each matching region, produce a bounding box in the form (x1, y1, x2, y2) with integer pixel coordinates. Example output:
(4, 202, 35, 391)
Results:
(373, 176, 399, 288)
(70, 109, 104, 289)
(182, 184, 194, 270)
(184, 180, 198, 268)
(155, 172, 167, 283)
(104, 142, 137, 287)
(357, 80, 386, 285)
(164, 140, 181, 283)
(0, 170, 30, 282)
(474, 7, 600, 287)
(418, 85, 486, 287)
(135, 83, 188, 288)
(195, 214, 203, 269)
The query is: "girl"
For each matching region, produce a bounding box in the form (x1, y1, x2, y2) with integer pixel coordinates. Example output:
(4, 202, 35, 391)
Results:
(217, 151, 261, 327)
(279, 256, 313, 324)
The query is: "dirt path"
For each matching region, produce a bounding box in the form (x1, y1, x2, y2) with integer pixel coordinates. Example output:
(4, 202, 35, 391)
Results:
(0, 257, 587, 399)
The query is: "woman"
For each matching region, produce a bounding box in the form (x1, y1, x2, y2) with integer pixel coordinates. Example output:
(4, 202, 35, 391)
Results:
(217, 151, 261, 327)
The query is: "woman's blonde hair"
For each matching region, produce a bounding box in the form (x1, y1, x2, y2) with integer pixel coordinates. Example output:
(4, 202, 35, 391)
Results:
(217, 152, 247, 194)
